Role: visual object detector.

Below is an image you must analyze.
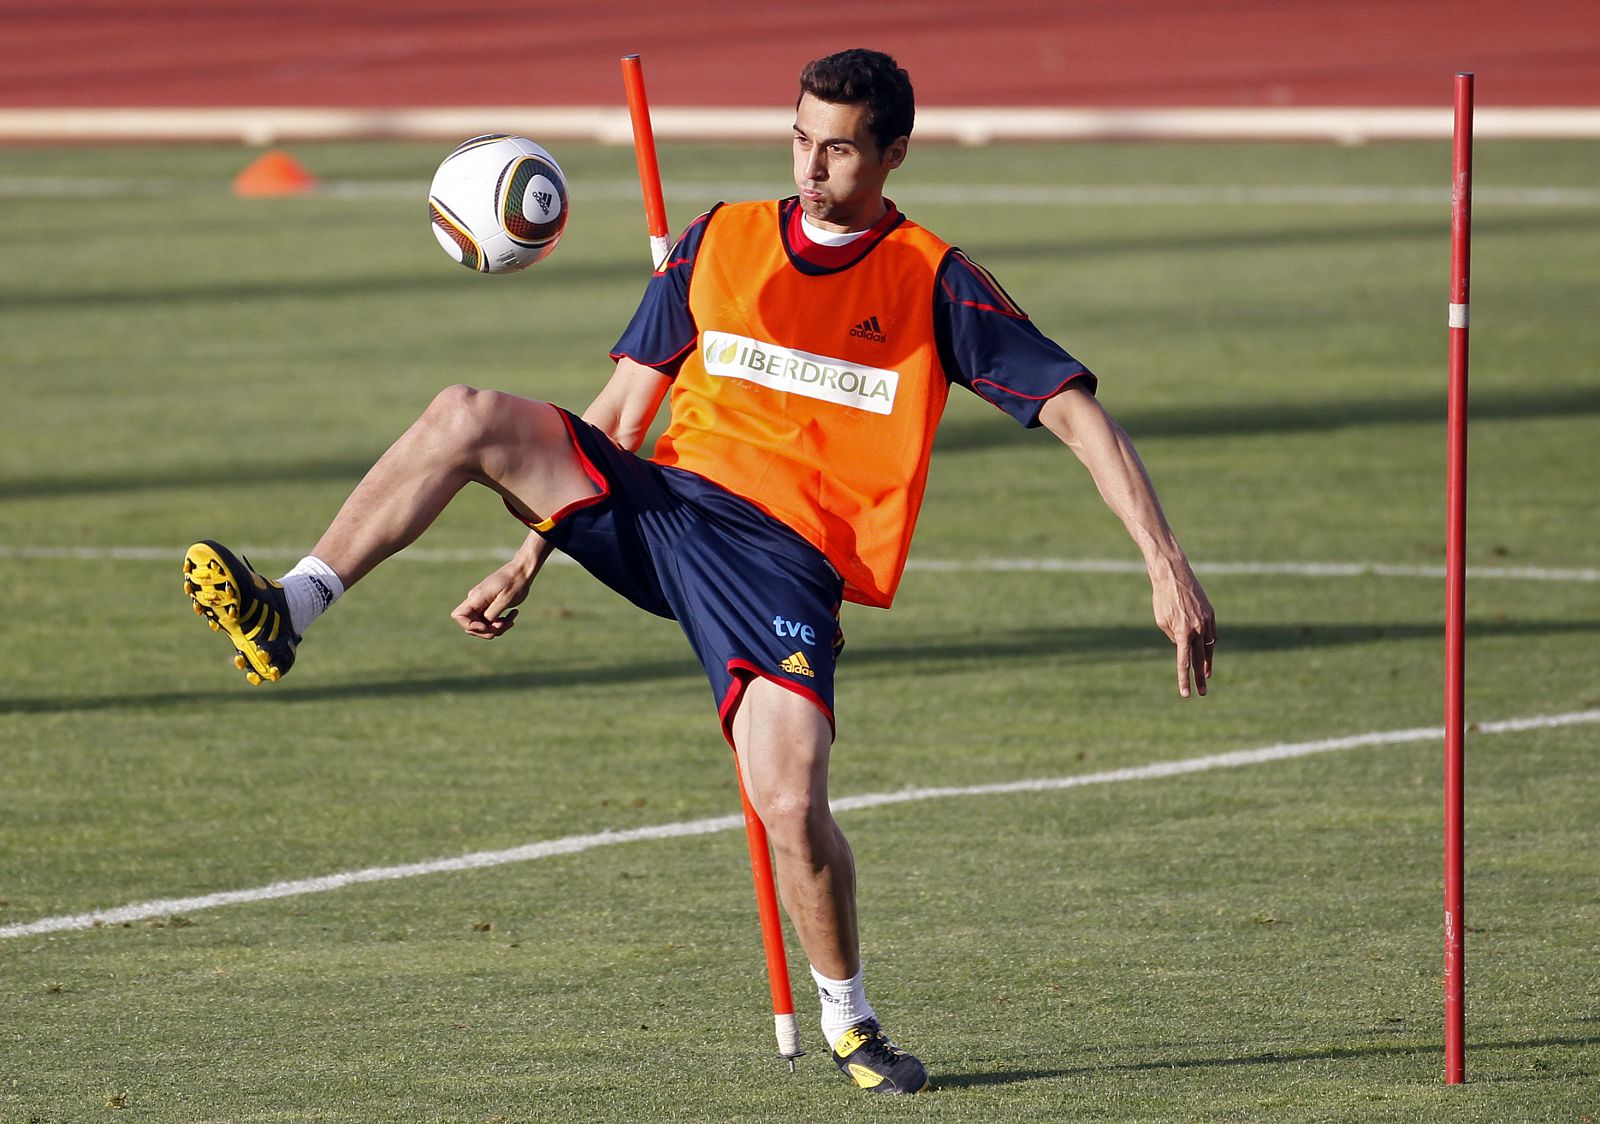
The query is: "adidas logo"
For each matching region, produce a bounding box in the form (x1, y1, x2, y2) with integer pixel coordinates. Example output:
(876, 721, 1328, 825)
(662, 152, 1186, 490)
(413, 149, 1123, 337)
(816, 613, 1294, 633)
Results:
(779, 650, 815, 678)
(849, 315, 888, 344)
(307, 574, 335, 614)
(834, 1025, 872, 1056)
(531, 189, 555, 216)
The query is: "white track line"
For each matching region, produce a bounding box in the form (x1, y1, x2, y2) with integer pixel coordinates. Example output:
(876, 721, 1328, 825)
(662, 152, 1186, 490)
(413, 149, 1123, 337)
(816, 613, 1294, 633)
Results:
(2, 544, 1596, 583)
(4, 105, 1600, 144)
(5, 708, 1597, 941)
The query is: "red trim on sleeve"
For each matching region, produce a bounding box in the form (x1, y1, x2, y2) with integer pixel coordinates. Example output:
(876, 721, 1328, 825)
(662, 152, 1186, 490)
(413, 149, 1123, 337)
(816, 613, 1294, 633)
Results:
(948, 296, 1028, 319)
(609, 338, 696, 377)
(945, 251, 1028, 318)
(971, 369, 1095, 404)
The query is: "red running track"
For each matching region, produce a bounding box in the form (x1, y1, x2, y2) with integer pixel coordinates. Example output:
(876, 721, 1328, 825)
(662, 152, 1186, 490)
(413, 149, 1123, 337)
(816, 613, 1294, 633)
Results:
(1, 0, 1596, 109)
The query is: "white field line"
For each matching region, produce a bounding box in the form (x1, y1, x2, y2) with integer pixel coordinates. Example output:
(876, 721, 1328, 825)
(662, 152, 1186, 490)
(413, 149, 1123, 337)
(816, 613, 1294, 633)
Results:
(5, 707, 1597, 941)
(907, 557, 1600, 583)
(0, 176, 1597, 209)
(2, 543, 1596, 583)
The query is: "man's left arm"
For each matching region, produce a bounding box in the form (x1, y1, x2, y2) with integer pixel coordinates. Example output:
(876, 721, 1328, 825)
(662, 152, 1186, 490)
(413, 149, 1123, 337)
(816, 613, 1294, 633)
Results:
(1038, 386, 1217, 698)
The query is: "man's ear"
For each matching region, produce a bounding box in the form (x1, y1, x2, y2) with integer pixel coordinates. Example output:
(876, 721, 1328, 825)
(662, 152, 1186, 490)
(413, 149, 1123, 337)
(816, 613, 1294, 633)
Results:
(883, 136, 909, 170)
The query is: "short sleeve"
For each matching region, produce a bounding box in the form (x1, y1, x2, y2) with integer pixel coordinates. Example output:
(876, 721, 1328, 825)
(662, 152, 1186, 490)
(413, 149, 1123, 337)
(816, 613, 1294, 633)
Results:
(609, 209, 717, 375)
(935, 250, 1097, 427)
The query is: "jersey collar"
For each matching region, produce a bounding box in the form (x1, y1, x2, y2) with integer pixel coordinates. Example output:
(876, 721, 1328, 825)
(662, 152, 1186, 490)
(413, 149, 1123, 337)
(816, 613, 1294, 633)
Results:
(780, 197, 905, 275)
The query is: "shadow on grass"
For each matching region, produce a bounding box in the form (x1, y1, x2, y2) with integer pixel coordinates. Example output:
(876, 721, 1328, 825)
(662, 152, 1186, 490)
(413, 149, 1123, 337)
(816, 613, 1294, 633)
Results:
(0, 257, 652, 314)
(850, 616, 1600, 674)
(0, 453, 386, 502)
(931, 384, 1600, 455)
(0, 658, 703, 717)
(936, 1032, 1600, 1088)
(5, 617, 1596, 717)
(7, 384, 1596, 502)
(984, 209, 1600, 265)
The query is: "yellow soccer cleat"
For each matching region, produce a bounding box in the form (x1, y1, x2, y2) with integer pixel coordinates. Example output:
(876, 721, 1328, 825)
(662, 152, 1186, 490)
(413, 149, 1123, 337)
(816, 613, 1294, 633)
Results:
(830, 1019, 929, 1095)
(182, 540, 299, 685)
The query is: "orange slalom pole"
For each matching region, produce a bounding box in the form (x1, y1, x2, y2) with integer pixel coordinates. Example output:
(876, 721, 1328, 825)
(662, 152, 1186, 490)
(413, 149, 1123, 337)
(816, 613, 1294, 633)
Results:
(620, 51, 802, 1067)
(620, 54, 672, 269)
(737, 775, 805, 1064)
(1443, 70, 1473, 1086)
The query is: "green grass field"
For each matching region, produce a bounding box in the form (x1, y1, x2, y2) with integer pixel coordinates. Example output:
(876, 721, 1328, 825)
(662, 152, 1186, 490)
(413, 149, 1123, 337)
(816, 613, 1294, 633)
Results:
(2, 136, 1597, 1122)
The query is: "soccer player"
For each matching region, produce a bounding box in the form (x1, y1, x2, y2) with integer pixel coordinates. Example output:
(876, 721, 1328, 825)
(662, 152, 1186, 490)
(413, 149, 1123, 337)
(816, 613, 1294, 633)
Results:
(183, 48, 1216, 1095)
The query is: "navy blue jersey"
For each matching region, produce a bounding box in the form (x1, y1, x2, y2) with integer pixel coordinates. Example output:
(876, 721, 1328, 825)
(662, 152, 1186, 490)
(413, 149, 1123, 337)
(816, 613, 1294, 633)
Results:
(611, 198, 1096, 427)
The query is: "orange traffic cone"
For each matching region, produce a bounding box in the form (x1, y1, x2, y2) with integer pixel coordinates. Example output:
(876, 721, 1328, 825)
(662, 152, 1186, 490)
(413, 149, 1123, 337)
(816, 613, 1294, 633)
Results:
(233, 150, 318, 197)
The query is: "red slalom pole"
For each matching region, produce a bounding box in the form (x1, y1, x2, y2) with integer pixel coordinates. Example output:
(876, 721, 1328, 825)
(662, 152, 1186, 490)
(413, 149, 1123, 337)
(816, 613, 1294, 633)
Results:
(620, 54, 673, 269)
(1444, 70, 1473, 1086)
(620, 52, 803, 1068)
(737, 776, 805, 1065)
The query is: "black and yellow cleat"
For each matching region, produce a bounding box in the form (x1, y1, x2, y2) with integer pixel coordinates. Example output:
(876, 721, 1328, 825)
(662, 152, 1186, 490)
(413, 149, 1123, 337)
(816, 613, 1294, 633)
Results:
(182, 540, 299, 685)
(830, 1019, 929, 1095)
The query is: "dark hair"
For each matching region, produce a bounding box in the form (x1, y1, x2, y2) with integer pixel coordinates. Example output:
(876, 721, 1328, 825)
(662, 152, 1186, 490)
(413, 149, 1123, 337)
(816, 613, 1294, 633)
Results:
(798, 49, 915, 152)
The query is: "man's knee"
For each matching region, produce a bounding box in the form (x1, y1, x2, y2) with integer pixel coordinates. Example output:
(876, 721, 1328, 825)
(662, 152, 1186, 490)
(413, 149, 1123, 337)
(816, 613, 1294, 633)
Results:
(422, 385, 561, 456)
(417, 384, 486, 451)
(425, 384, 510, 439)
(751, 782, 840, 865)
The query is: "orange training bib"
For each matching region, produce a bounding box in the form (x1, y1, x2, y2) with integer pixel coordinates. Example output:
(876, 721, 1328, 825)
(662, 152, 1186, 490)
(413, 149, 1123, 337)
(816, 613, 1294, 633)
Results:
(651, 201, 953, 608)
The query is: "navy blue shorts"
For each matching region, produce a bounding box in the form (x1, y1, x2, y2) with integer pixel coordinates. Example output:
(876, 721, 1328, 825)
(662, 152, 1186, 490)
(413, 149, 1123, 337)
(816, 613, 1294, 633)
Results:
(517, 409, 845, 742)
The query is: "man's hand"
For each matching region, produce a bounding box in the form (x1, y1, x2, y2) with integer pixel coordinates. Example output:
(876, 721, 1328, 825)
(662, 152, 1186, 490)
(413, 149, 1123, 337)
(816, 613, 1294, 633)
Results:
(451, 534, 549, 639)
(1151, 559, 1216, 699)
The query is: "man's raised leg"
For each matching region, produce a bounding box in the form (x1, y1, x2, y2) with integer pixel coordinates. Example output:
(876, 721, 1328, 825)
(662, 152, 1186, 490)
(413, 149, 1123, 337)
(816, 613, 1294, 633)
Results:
(184, 386, 596, 683)
(309, 385, 595, 585)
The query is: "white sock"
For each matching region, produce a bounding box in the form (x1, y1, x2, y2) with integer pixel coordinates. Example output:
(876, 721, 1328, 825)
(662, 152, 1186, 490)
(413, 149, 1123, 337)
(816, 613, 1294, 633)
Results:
(811, 965, 876, 1050)
(279, 556, 344, 634)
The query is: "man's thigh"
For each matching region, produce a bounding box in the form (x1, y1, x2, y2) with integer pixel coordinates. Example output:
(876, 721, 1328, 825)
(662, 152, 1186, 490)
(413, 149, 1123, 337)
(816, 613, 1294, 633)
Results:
(467, 391, 601, 527)
(730, 675, 835, 811)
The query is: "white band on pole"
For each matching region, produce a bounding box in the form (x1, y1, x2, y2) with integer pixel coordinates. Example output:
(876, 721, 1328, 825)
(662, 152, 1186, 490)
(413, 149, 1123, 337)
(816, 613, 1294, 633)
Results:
(1448, 303, 1470, 328)
(774, 1013, 803, 1059)
(649, 233, 672, 270)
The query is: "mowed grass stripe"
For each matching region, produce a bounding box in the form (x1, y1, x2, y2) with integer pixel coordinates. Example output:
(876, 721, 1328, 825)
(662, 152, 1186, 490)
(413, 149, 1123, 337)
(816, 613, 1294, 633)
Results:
(2, 543, 1597, 582)
(6, 707, 1595, 941)
(3, 175, 1599, 208)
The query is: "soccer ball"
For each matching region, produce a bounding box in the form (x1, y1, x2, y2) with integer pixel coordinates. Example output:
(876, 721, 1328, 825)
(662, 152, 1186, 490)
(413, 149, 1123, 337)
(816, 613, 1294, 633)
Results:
(427, 135, 568, 273)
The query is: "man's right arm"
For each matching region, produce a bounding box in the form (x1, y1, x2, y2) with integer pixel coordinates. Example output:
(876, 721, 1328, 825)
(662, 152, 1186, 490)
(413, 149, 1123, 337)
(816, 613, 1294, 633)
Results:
(1039, 386, 1216, 698)
(582, 357, 673, 452)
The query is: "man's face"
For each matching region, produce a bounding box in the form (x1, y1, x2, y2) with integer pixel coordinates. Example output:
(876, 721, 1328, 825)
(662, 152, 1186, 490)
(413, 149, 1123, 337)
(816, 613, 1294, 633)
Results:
(792, 92, 907, 232)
